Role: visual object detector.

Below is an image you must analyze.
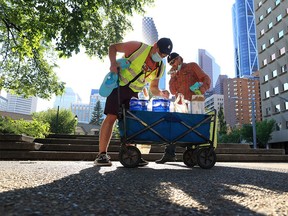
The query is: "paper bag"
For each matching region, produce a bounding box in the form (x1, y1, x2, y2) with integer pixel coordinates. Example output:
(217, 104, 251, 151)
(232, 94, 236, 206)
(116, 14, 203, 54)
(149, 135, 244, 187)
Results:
(189, 95, 205, 114)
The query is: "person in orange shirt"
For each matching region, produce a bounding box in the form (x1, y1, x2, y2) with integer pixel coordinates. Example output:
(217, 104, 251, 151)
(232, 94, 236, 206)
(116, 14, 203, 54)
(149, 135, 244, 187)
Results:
(156, 52, 211, 164)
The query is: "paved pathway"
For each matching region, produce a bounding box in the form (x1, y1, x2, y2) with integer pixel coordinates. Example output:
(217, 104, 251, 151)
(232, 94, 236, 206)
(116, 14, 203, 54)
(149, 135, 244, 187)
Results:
(0, 161, 288, 215)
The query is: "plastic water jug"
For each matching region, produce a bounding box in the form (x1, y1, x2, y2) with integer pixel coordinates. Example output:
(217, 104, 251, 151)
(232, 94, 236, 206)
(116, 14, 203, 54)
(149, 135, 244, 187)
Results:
(129, 98, 148, 111)
(152, 98, 170, 112)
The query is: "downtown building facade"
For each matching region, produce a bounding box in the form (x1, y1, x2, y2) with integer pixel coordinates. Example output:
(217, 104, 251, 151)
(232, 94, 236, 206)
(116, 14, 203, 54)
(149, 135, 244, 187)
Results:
(232, 0, 259, 77)
(254, 0, 288, 147)
(142, 17, 167, 90)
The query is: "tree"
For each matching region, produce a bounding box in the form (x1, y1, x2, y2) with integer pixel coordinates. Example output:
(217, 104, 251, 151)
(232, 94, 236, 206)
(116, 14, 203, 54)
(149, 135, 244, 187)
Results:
(218, 106, 227, 135)
(33, 108, 77, 134)
(218, 128, 241, 143)
(90, 100, 104, 126)
(256, 119, 275, 148)
(0, 0, 154, 98)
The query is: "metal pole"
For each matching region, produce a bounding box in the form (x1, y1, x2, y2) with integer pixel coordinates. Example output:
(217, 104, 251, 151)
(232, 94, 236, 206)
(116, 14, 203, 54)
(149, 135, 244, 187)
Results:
(251, 98, 257, 149)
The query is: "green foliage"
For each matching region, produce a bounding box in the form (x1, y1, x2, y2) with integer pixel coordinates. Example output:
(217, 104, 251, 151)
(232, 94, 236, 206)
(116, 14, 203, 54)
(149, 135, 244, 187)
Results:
(240, 124, 253, 143)
(256, 119, 275, 148)
(0, 0, 154, 98)
(218, 128, 241, 143)
(0, 116, 50, 138)
(90, 100, 104, 125)
(218, 106, 227, 135)
(33, 108, 77, 134)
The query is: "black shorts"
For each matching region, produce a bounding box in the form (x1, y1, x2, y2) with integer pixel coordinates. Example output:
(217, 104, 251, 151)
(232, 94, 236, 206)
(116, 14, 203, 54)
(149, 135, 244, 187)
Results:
(104, 85, 138, 116)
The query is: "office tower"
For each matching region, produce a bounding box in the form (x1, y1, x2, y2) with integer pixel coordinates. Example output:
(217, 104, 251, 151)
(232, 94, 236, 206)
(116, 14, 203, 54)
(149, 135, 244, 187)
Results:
(232, 0, 258, 77)
(223, 76, 261, 128)
(198, 49, 220, 92)
(205, 94, 224, 113)
(254, 0, 288, 146)
(214, 75, 228, 95)
(142, 17, 158, 45)
(142, 17, 166, 90)
(53, 87, 81, 110)
(6, 93, 37, 115)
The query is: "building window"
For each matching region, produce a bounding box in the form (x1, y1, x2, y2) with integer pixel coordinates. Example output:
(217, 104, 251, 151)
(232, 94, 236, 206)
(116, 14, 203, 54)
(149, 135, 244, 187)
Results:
(260, 29, 265, 36)
(269, 37, 274, 45)
(275, 122, 281, 131)
(268, 22, 273, 29)
(259, 15, 264, 22)
(264, 74, 269, 82)
(285, 102, 288, 110)
(261, 43, 266, 51)
(281, 64, 287, 73)
(267, 7, 272, 15)
(275, 0, 280, 6)
(275, 104, 280, 113)
(276, 14, 282, 22)
(273, 87, 279, 95)
(271, 53, 276, 61)
(263, 59, 268, 66)
(265, 91, 270, 98)
(278, 30, 284, 39)
(258, 1, 262, 7)
(265, 107, 270, 115)
(280, 47, 286, 56)
(283, 83, 288, 91)
(272, 70, 277, 77)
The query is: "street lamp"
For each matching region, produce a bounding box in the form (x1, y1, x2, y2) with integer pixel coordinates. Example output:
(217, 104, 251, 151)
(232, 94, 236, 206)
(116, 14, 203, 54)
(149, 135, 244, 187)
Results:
(230, 96, 257, 149)
(74, 115, 78, 135)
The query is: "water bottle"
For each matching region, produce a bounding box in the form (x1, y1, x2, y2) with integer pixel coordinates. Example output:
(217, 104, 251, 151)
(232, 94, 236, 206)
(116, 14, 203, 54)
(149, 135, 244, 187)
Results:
(129, 97, 148, 111)
(152, 98, 170, 112)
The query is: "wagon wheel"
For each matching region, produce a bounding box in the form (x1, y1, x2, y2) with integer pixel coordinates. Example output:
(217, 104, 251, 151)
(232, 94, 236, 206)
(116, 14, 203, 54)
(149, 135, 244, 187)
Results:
(183, 149, 198, 167)
(119, 146, 141, 168)
(196, 147, 216, 169)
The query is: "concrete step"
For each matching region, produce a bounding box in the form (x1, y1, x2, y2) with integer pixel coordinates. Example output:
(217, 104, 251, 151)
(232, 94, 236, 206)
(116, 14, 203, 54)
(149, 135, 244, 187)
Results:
(1, 135, 288, 162)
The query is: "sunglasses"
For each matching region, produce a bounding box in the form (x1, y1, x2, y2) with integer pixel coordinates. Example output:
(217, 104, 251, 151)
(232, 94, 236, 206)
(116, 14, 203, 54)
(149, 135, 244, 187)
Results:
(169, 58, 177, 65)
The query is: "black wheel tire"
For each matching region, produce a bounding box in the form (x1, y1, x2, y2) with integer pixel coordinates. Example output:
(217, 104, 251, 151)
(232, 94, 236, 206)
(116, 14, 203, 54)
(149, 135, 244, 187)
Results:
(196, 148, 216, 169)
(183, 149, 198, 167)
(119, 146, 141, 168)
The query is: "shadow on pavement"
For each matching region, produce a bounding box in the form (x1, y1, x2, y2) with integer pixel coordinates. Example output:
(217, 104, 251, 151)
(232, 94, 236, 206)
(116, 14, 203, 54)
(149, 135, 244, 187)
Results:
(0, 162, 287, 215)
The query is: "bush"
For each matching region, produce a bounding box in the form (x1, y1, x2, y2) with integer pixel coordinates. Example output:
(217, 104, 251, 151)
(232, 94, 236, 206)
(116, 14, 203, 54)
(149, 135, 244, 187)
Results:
(0, 116, 50, 138)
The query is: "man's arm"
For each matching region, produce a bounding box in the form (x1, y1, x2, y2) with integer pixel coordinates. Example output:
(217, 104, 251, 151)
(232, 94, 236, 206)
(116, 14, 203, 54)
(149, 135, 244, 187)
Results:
(108, 41, 142, 73)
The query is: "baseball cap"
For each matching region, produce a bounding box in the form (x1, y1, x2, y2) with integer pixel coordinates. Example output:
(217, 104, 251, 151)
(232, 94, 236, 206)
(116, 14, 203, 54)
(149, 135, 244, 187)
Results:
(168, 52, 179, 63)
(157, 38, 173, 55)
(99, 72, 119, 97)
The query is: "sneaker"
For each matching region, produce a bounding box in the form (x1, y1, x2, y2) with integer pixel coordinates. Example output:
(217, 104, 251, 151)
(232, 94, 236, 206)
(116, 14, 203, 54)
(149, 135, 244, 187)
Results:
(94, 153, 112, 166)
(138, 158, 149, 166)
(155, 154, 176, 164)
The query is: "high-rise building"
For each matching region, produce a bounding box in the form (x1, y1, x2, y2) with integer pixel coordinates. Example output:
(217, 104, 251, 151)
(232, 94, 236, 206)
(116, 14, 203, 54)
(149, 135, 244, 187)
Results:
(254, 0, 288, 146)
(142, 17, 158, 45)
(232, 0, 259, 78)
(53, 87, 81, 110)
(205, 94, 224, 114)
(198, 49, 220, 92)
(142, 17, 167, 90)
(6, 93, 37, 115)
(71, 89, 106, 124)
(214, 75, 228, 95)
(223, 76, 261, 128)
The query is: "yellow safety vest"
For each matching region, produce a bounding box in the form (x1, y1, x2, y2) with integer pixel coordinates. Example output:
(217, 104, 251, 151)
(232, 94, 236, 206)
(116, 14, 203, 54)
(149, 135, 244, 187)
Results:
(119, 43, 165, 92)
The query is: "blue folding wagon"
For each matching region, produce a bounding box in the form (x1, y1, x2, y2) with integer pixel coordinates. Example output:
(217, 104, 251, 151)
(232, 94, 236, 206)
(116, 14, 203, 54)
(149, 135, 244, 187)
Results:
(118, 106, 218, 169)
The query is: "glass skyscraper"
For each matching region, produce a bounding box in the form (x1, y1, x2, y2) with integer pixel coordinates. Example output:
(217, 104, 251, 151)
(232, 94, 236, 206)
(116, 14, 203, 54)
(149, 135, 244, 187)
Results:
(232, 0, 259, 78)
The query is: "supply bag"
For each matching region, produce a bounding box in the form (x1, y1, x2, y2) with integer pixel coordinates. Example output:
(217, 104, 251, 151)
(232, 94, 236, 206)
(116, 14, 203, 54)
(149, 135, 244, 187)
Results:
(174, 93, 188, 113)
(190, 95, 205, 114)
